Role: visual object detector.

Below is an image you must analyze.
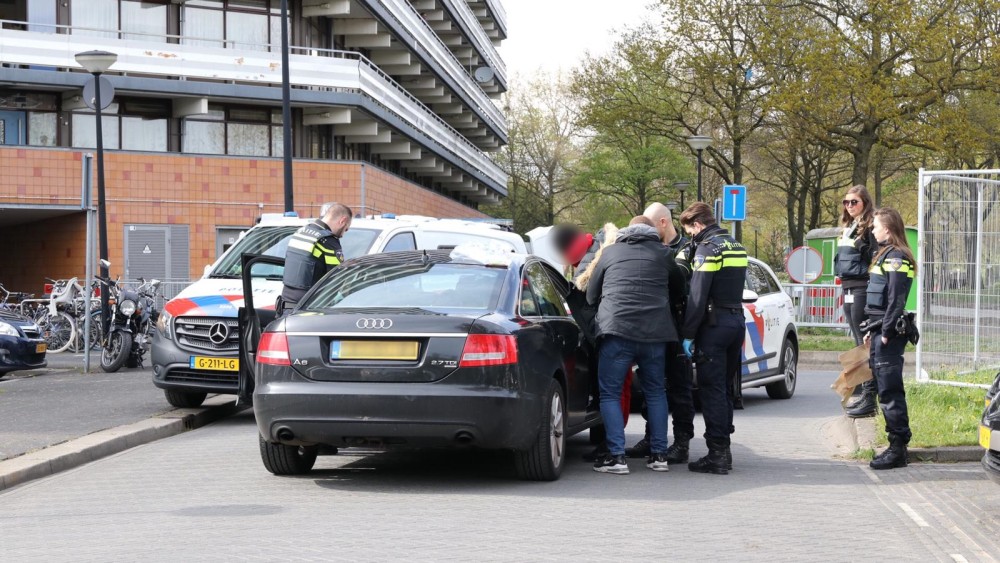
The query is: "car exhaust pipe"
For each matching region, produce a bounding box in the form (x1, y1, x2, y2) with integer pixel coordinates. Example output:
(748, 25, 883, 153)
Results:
(454, 431, 475, 445)
(276, 427, 294, 441)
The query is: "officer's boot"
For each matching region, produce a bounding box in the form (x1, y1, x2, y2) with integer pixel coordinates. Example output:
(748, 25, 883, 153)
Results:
(688, 439, 729, 475)
(870, 434, 908, 470)
(845, 379, 878, 418)
(664, 432, 691, 464)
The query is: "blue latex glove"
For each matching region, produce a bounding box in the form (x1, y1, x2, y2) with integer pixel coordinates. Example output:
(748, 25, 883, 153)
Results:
(682, 339, 695, 358)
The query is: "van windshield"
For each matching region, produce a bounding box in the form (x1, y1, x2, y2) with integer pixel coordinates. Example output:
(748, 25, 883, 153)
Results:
(209, 225, 381, 278)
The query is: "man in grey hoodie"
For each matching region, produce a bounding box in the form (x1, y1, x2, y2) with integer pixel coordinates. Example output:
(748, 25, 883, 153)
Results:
(586, 216, 686, 475)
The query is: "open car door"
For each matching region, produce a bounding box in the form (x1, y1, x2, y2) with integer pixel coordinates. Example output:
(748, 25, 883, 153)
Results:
(237, 253, 285, 406)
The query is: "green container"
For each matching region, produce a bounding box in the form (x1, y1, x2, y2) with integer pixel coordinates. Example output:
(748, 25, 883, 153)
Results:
(803, 226, 918, 311)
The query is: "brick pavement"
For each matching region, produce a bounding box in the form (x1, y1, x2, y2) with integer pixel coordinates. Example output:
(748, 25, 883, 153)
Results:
(1, 369, 998, 561)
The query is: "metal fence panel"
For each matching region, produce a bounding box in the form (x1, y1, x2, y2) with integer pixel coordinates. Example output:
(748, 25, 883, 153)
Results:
(917, 169, 1000, 386)
(782, 283, 849, 329)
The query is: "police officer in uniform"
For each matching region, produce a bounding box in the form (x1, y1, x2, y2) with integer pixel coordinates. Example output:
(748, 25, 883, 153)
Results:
(625, 202, 695, 464)
(678, 202, 748, 475)
(862, 207, 916, 470)
(277, 202, 352, 315)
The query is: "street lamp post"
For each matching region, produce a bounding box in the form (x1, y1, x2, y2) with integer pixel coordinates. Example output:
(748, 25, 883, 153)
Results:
(279, 0, 294, 213)
(75, 50, 117, 339)
(673, 181, 690, 211)
(686, 135, 713, 202)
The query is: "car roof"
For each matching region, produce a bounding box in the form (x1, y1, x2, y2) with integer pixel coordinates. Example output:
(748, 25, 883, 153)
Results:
(342, 249, 529, 269)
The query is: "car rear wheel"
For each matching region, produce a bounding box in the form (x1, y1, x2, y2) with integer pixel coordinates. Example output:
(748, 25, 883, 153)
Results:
(515, 379, 566, 481)
(163, 389, 207, 408)
(259, 434, 318, 476)
(766, 339, 797, 399)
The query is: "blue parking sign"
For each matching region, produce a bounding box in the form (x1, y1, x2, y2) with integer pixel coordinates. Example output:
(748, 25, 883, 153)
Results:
(722, 185, 747, 221)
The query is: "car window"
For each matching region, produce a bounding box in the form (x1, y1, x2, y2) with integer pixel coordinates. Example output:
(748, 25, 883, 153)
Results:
(746, 262, 775, 295)
(519, 277, 540, 317)
(302, 262, 505, 313)
(382, 232, 416, 252)
(210, 225, 381, 278)
(525, 262, 568, 317)
(761, 264, 783, 294)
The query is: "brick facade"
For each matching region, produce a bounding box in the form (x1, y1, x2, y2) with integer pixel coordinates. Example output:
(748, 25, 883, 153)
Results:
(0, 147, 485, 293)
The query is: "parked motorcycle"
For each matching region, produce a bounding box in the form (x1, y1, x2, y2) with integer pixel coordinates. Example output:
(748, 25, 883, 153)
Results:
(98, 265, 161, 373)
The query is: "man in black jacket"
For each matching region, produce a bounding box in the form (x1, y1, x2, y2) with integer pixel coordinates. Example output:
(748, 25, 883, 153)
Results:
(586, 216, 686, 475)
(278, 202, 352, 315)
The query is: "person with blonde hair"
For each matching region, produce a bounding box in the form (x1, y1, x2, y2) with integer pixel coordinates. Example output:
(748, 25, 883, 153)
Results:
(862, 207, 917, 470)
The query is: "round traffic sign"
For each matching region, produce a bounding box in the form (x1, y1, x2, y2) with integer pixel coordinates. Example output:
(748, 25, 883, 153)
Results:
(82, 76, 115, 111)
(785, 245, 823, 284)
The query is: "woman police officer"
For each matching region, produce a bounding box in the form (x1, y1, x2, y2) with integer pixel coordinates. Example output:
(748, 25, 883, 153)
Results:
(835, 185, 879, 417)
(862, 207, 916, 470)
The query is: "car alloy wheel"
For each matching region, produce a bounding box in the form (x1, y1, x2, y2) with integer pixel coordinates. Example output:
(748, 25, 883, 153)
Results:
(550, 391, 565, 470)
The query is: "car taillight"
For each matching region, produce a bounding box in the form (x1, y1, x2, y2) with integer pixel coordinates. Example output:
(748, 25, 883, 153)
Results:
(258, 332, 290, 366)
(459, 334, 518, 367)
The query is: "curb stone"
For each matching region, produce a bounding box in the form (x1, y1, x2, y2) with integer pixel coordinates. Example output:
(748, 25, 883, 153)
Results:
(830, 412, 983, 463)
(0, 395, 247, 491)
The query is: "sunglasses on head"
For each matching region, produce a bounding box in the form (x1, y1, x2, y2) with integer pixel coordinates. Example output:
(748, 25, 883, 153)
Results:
(843, 199, 861, 207)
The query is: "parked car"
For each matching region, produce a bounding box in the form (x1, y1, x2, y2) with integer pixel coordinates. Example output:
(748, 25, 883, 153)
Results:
(0, 308, 47, 377)
(240, 247, 600, 481)
(151, 213, 531, 408)
(981, 389, 1000, 485)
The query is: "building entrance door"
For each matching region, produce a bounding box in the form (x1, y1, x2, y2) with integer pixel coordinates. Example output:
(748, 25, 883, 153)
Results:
(0, 111, 26, 145)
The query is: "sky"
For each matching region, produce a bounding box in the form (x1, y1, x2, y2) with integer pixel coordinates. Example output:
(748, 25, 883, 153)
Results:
(496, 0, 653, 79)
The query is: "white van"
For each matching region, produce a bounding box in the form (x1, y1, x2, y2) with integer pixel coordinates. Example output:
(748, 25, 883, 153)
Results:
(150, 213, 529, 408)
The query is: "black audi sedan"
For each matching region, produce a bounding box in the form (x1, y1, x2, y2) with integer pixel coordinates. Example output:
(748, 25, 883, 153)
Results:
(240, 247, 600, 481)
(0, 308, 47, 378)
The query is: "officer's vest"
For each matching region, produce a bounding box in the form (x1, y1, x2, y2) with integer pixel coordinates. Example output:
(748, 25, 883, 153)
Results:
(865, 248, 913, 312)
(834, 227, 867, 279)
(283, 222, 336, 292)
(697, 233, 747, 308)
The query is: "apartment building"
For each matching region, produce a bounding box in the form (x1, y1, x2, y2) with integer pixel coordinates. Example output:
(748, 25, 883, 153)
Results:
(0, 0, 508, 291)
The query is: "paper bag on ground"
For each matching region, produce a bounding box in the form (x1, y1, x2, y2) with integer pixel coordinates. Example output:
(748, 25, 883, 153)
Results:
(831, 344, 872, 403)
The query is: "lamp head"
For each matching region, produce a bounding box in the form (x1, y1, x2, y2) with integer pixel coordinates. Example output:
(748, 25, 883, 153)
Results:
(685, 135, 713, 152)
(674, 181, 690, 193)
(75, 50, 118, 74)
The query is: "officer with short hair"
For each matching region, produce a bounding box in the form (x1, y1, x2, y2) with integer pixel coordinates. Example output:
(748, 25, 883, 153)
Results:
(277, 202, 352, 315)
(678, 202, 748, 475)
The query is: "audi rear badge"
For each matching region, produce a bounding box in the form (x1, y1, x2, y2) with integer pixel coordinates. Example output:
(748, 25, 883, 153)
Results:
(357, 318, 392, 329)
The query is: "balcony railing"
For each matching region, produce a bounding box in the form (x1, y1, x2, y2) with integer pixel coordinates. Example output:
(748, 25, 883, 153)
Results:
(0, 23, 506, 188)
(372, 0, 507, 133)
(437, 0, 507, 80)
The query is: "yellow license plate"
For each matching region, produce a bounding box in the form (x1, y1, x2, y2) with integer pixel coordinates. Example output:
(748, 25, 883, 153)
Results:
(981, 425, 991, 450)
(330, 340, 419, 361)
(190, 356, 239, 371)
(36, 343, 46, 354)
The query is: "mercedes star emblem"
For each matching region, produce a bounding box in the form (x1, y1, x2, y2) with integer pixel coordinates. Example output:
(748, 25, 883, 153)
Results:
(208, 322, 230, 345)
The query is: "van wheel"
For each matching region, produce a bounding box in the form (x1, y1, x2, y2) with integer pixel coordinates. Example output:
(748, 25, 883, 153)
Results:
(514, 379, 566, 481)
(164, 389, 207, 408)
(259, 434, 317, 475)
(766, 339, 797, 399)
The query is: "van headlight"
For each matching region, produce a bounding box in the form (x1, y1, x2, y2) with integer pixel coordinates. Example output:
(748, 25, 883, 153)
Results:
(156, 310, 173, 340)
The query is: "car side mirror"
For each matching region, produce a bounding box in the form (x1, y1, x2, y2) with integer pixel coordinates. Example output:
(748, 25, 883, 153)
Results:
(742, 289, 759, 304)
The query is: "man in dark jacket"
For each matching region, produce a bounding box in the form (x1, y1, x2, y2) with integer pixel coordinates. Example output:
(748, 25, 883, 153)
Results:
(278, 202, 352, 315)
(586, 216, 686, 475)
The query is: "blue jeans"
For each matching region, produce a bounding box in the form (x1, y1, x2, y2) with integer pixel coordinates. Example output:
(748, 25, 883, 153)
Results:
(598, 335, 668, 456)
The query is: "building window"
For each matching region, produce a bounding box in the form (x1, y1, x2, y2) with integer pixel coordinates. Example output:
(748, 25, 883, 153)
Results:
(70, 98, 169, 150)
(181, 0, 286, 51)
(71, 112, 122, 150)
(28, 112, 57, 146)
(183, 104, 283, 157)
(71, 1, 168, 40)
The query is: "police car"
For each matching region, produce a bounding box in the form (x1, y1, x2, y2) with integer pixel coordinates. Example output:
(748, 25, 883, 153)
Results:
(740, 257, 798, 399)
(150, 213, 529, 408)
